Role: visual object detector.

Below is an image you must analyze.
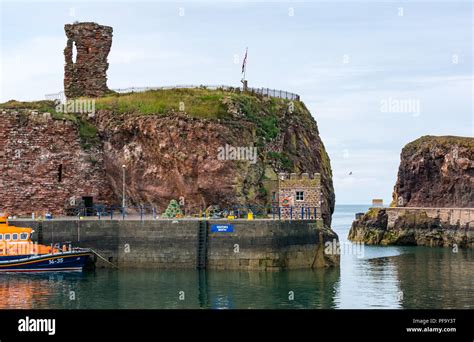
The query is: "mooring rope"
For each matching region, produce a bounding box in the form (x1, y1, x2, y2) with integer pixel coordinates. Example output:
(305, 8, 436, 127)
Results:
(90, 248, 119, 268)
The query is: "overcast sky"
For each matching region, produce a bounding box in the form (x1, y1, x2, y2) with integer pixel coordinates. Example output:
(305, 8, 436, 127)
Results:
(1, 0, 472, 204)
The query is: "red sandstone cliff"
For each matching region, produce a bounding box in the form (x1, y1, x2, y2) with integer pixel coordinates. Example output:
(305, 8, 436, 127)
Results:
(0, 91, 335, 225)
(392, 136, 474, 208)
(94, 91, 335, 225)
(349, 135, 474, 248)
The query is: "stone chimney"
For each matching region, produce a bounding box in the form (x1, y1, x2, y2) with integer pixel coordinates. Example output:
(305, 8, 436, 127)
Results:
(64, 22, 113, 98)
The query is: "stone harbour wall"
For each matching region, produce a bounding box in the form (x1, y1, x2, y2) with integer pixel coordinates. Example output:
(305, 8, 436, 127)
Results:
(11, 219, 339, 270)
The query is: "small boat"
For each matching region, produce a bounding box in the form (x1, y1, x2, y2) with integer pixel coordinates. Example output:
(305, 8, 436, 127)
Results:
(0, 215, 92, 273)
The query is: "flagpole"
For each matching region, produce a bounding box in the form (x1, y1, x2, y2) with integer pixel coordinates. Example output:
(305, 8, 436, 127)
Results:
(242, 47, 248, 91)
(243, 47, 247, 82)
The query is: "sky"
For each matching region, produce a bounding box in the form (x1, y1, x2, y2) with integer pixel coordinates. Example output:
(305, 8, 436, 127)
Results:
(0, 0, 472, 204)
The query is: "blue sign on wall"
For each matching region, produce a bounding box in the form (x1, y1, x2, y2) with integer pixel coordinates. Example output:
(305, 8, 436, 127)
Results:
(211, 224, 234, 233)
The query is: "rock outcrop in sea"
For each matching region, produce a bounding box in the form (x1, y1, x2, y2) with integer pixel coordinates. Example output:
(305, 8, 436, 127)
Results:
(349, 136, 473, 248)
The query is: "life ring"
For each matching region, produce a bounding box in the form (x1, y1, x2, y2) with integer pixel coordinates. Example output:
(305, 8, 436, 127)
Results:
(281, 197, 291, 207)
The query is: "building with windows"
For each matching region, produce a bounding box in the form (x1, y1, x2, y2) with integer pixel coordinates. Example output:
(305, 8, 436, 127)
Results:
(272, 172, 322, 219)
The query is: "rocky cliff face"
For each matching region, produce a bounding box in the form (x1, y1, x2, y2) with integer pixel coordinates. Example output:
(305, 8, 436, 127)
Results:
(349, 135, 474, 248)
(392, 136, 474, 208)
(1, 90, 335, 225)
(93, 89, 335, 225)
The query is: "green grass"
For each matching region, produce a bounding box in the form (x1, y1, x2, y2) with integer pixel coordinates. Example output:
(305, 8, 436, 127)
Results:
(267, 151, 293, 171)
(95, 88, 230, 119)
(2, 88, 306, 150)
(0, 99, 58, 113)
(404, 135, 474, 154)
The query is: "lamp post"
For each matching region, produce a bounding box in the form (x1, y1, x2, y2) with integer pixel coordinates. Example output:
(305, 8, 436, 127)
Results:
(122, 164, 126, 209)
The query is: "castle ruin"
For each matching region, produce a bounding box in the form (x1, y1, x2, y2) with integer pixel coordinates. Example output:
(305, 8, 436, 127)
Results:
(64, 22, 113, 98)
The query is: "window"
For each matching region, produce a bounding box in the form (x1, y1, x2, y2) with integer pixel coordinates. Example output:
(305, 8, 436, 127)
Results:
(0, 234, 3, 240)
(12, 233, 18, 241)
(58, 164, 63, 183)
(4, 234, 11, 241)
(20, 233, 28, 240)
(296, 191, 304, 201)
(272, 192, 278, 202)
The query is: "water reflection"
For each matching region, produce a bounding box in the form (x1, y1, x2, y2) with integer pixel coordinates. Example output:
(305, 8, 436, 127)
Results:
(116, 268, 341, 309)
(391, 247, 474, 309)
(0, 205, 471, 309)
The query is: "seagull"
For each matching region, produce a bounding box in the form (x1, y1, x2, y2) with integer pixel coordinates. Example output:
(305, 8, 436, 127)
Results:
(349, 172, 353, 175)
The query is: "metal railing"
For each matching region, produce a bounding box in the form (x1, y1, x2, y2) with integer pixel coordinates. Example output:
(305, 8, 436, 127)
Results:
(44, 85, 300, 103)
(24, 204, 318, 222)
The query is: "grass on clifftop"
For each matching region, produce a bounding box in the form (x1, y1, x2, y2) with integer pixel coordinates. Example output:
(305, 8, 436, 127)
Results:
(404, 135, 474, 154)
(95, 88, 230, 119)
(1, 88, 307, 150)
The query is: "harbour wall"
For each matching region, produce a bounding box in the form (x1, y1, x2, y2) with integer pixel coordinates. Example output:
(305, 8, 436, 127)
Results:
(349, 207, 473, 248)
(10, 219, 339, 270)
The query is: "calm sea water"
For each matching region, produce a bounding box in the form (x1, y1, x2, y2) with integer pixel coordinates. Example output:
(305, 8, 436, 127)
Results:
(1, 205, 472, 309)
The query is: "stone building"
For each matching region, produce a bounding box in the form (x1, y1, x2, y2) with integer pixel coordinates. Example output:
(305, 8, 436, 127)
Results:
(272, 173, 322, 219)
(64, 22, 113, 98)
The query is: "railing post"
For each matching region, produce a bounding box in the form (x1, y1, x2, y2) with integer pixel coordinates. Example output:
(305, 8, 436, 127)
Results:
(290, 207, 293, 221)
(110, 208, 113, 220)
(153, 206, 156, 220)
(140, 205, 143, 221)
(307, 207, 311, 219)
(314, 207, 317, 219)
(122, 207, 125, 220)
(301, 206, 304, 220)
(278, 207, 281, 220)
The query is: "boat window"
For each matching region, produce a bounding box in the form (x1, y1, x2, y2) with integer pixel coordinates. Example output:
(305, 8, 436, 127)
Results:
(0, 234, 2, 240)
(4, 234, 10, 240)
(12, 233, 18, 240)
(20, 233, 28, 240)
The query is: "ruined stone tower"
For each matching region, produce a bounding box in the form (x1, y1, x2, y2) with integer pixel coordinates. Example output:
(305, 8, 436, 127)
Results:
(64, 22, 113, 98)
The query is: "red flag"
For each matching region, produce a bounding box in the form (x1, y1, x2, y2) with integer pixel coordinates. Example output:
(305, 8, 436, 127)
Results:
(242, 48, 248, 74)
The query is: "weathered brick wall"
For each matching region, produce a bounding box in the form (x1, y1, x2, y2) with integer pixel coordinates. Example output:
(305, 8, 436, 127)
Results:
(0, 110, 114, 216)
(64, 22, 113, 98)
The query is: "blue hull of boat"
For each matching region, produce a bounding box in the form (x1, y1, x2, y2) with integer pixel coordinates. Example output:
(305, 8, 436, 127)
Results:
(0, 251, 91, 272)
